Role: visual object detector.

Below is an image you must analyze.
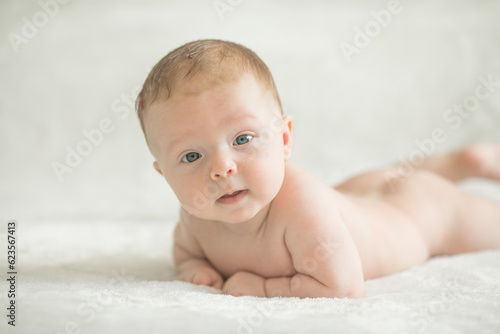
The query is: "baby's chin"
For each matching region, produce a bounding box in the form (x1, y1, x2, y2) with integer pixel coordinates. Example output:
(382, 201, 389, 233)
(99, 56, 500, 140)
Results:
(188, 211, 257, 225)
(181, 204, 266, 225)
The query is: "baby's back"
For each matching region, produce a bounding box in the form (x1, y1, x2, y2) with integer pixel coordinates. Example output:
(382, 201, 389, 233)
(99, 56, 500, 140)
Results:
(263, 162, 434, 280)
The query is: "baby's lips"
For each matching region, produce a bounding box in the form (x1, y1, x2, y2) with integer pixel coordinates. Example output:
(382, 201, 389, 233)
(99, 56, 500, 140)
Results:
(217, 189, 248, 204)
(219, 190, 242, 199)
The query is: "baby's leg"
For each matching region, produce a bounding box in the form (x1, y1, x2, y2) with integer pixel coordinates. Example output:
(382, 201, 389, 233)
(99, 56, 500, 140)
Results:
(342, 169, 500, 257)
(446, 189, 500, 254)
(412, 144, 500, 182)
(338, 168, 500, 278)
(336, 144, 500, 195)
(384, 171, 500, 255)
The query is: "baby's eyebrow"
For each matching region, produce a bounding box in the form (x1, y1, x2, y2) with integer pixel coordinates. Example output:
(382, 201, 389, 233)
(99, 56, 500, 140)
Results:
(164, 135, 187, 151)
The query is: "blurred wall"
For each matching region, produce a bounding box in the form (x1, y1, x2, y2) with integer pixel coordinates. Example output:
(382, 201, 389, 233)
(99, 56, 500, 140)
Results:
(1, 0, 499, 222)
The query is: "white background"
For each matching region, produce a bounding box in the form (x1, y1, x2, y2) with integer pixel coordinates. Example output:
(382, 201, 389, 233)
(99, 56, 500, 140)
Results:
(2, 0, 500, 224)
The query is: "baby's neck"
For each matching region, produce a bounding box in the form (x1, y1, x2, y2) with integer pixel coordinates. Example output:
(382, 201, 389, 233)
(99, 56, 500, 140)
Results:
(216, 203, 271, 237)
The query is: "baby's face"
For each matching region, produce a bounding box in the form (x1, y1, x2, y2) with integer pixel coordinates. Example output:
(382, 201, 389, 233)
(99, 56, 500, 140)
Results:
(147, 74, 292, 224)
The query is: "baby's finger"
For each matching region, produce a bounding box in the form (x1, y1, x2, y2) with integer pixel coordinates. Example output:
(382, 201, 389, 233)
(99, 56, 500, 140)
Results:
(175, 273, 189, 282)
(210, 275, 224, 290)
(192, 271, 212, 286)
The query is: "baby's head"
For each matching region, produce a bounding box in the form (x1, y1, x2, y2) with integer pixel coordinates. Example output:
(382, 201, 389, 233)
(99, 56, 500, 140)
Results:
(137, 39, 283, 144)
(136, 39, 292, 223)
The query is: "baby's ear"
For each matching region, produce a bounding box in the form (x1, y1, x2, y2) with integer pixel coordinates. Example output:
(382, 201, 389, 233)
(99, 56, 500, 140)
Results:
(153, 161, 163, 175)
(282, 116, 293, 160)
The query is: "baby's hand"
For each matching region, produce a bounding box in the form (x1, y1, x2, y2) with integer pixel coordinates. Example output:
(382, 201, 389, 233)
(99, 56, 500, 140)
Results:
(176, 267, 224, 290)
(222, 271, 266, 297)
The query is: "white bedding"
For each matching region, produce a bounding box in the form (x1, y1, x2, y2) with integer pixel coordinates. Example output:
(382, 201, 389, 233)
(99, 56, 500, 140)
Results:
(2, 0, 500, 333)
(2, 218, 499, 334)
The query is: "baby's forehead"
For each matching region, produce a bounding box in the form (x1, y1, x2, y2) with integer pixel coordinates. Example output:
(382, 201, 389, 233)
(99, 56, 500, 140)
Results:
(145, 74, 281, 140)
(151, 93, 272, 128)
(157, 74, 276, 112)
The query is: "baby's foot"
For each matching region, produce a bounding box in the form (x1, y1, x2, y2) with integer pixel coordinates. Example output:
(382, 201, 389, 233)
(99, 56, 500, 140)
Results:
(459, 144, 500, 181)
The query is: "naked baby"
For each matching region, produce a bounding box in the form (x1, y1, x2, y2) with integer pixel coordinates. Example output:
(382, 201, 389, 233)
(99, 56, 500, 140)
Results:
(136, 39, 500, 298)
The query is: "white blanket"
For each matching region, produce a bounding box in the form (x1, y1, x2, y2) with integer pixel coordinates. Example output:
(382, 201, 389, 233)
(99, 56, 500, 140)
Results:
(2, 218, 499, 334)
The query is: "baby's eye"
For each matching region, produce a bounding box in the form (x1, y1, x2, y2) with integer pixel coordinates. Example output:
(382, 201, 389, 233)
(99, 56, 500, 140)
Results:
(182, 152, 202, 163)
(233, 134, 253, 146)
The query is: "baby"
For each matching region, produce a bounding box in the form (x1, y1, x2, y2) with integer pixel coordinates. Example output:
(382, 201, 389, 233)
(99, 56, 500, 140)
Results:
(136, 39, 500, 298)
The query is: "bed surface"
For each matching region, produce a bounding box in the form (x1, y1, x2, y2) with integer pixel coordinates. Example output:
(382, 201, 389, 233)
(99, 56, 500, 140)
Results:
(4, 218, 499, 333)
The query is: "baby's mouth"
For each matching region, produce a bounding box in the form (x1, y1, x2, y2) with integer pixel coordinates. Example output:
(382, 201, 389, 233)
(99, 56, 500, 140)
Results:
(217, 190, 248, 205)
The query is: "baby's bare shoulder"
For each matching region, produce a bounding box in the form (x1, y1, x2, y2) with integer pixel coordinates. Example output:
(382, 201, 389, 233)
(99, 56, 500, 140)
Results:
(272, 162, 347, 231)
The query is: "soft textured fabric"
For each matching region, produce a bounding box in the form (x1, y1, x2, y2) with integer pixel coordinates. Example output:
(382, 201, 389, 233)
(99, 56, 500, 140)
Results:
(2, 219, 499, 334)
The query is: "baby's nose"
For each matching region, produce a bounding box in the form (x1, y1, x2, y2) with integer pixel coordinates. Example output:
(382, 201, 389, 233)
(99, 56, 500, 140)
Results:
(211, 156, 237, 180)
(212, 167, 235, 180)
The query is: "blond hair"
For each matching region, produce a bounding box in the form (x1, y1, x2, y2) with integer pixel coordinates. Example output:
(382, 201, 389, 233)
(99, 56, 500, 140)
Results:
(136, 39, 283, 141)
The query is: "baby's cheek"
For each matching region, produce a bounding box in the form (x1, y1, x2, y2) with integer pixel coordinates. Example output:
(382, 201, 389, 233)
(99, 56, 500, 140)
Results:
(172, 179, 212, 213)
(253, 158, 285, 197)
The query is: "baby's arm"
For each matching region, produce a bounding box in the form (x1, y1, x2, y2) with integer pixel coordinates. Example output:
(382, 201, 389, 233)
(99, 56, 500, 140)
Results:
(223, 219, 363, 298)
(276, 212, 364, 298)
(173, 220, 223, 289)
(223, 192, 364, 298)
